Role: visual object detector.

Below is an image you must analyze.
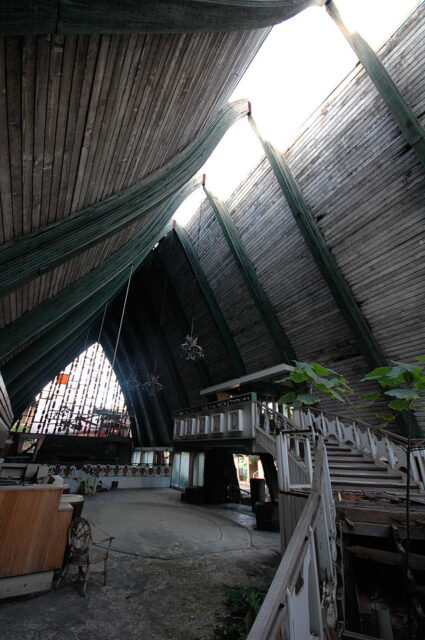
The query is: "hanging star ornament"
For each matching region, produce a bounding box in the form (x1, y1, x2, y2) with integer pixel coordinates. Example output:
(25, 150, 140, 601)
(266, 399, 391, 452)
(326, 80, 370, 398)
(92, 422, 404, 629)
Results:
(180, 334, 205, 361)
(141, 373, 163, 396)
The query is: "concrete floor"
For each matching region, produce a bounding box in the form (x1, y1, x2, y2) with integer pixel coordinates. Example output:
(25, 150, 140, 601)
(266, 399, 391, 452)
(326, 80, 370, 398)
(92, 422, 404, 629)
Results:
(0, 489, 280, 640)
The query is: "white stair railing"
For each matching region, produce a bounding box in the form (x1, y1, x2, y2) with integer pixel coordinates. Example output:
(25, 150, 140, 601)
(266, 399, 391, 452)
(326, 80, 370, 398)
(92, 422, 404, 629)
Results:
(254, 403, 313, 477)
(293, 407, 425, 492)
(247, 436, 338, 640)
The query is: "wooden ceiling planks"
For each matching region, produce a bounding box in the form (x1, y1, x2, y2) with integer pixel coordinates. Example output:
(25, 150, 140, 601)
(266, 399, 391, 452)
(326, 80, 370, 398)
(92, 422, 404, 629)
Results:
(0, 27, 267, 338)
(0, 30, 267, 244)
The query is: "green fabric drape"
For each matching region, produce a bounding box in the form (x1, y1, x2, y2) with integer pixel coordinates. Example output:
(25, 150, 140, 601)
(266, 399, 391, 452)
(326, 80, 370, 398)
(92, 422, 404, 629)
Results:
(0, 100, 249, 298)
(1, 1, 320, 36)
(0, 177, 201, 370)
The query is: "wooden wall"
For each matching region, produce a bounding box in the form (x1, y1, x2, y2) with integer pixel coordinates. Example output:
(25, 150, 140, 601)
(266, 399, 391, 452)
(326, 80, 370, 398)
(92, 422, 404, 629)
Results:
(0, 370, 13, 449)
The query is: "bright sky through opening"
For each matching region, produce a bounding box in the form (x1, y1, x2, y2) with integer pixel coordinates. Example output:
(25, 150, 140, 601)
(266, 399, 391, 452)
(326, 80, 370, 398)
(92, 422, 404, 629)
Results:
(175, 0, 420, 226)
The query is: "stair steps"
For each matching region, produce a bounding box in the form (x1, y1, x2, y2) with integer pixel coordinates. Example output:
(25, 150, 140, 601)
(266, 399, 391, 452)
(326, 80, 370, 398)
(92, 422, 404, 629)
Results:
(255, 411, 423, 496)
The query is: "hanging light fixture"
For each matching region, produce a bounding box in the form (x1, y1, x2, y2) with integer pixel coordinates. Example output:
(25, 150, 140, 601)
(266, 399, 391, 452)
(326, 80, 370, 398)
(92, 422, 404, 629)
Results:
(180, 333, 205, 361)
(140, 373, 163, 397)
(180, 180, 206, 362)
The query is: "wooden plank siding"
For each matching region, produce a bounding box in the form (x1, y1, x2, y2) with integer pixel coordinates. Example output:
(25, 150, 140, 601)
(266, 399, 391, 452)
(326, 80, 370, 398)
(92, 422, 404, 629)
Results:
(0, 486, 71, 578)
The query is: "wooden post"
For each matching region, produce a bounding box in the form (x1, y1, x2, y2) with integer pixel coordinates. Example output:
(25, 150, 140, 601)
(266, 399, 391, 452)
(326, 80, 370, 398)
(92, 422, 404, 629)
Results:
(151, 252, 212, 389)
(325, 0, 425, 172)
(174, 223, 246, 378)
(204, 186, 297, 365)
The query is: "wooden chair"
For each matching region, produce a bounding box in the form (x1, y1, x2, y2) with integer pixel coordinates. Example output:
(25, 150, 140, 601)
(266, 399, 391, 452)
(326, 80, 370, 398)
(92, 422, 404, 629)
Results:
(57, 517, 114, 596)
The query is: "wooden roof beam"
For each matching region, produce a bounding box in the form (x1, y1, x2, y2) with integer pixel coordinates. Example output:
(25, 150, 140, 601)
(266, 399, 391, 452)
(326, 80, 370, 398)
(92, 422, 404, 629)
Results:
(200, 362, 294, 396)
(8, 324, 92, 416)
(121, 301, 173, 443)
(151, 251, 212, 389)
(326, 0, 425, 172)
(101, 329, 144, 447)
(173, 221, 246, 378)
(0, 1, 317, 36)
(104, 318, 161, 446)
(203, 184, 298, 366)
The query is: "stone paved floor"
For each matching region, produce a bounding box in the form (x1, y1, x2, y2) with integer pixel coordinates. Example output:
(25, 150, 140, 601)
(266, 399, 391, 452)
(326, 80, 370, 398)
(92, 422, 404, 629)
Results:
(0, 489, 280, 640)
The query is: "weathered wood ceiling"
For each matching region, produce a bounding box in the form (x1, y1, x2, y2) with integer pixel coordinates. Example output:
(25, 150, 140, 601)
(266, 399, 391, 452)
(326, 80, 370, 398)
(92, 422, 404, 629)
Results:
(0, 28, 268, 330)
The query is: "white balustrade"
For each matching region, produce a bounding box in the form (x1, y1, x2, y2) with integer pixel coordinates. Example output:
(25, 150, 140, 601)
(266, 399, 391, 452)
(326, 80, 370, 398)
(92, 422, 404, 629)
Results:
(246, 437, 338, 640)
(296, 407, 425, 492)
(49, 463, 171, 492)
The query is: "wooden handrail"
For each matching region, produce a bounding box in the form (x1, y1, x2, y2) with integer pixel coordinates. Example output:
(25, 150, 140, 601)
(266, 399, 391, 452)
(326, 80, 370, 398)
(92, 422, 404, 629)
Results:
(303, 405, 424, 447)
(246, 437, 326, 639)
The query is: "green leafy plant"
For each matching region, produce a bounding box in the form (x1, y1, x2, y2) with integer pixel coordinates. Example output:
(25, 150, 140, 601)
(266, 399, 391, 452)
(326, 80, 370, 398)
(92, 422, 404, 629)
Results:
(360, 358, 425, 428)
(278, 360, 353, 409)
(213, 586, 266, 640)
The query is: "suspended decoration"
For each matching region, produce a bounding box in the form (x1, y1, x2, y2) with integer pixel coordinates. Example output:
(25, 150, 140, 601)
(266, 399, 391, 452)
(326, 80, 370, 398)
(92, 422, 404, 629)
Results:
(141, 373, 163, 397)
(180, 180, 206, 361)
(180, 333, 205, 361)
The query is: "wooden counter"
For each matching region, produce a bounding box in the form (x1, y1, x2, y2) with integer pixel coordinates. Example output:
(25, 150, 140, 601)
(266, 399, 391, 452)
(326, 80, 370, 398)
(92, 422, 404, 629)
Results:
(0, 484, 72, 589)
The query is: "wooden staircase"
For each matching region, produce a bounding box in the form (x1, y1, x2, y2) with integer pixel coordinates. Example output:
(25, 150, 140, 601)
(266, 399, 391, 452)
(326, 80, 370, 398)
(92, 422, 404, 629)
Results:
(254, 402, 425, 497)
(312, 438, 417, 495)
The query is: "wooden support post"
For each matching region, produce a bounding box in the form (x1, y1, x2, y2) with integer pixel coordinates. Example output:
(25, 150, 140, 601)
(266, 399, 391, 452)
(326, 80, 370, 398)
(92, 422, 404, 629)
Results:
(141, 287, 190, 409)
(174, 223, 246, 378)
(204, 186, 297, 365)
(151, 251, 212, 389)
(325, 0, 425, 172)
(259, 452, 279, 502)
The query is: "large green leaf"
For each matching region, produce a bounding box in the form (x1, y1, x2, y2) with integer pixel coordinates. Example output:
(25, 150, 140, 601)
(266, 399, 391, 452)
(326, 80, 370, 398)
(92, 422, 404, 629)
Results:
(278, 392, 296, 405)
(375, 412, 396, 421)
(359, 392, 381, 401)
(388, 398, 410, 411)
(385, 388, 420, 400)
(361, 367, 392, 381)
(310, 362, 330, 376)
(297, 394, 320, 405)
